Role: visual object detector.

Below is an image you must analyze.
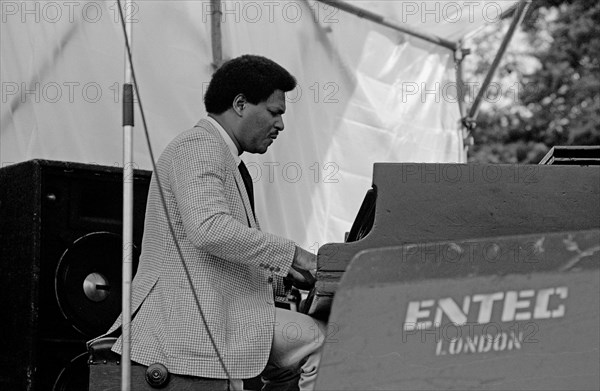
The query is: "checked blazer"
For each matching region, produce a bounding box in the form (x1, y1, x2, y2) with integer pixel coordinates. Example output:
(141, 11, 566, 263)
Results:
(106, 119, 296, 379)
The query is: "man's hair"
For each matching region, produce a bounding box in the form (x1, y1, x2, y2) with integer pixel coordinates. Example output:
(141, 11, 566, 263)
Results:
(204, 54, 297, 114)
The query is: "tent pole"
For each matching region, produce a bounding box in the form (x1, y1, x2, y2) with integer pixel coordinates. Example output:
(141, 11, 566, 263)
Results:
(210, 0, 223, 69)
(454, 42, 471, 162)
(315, 0, 457, 51)
(466, 0, 532, 123)
(121, 0, 134, 389)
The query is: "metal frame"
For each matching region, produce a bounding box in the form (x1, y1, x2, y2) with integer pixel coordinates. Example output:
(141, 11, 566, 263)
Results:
(466, 0, 532, 124)
(210, 0, 223, 69)
(317, 0, 458, 51)
(303, 0, 531, 160)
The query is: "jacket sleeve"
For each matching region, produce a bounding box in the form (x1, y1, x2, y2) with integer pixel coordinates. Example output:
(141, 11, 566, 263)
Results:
(169, 131, 295, 278)
(273, 274, 290, 297)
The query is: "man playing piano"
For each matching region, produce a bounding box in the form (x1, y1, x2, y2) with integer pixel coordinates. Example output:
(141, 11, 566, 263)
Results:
(106, 55, 326, 390)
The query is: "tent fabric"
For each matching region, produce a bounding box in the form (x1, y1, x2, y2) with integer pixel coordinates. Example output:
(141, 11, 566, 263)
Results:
(0, 0, 516, 249)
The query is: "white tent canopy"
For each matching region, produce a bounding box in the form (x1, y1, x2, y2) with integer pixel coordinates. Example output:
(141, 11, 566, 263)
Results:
(0, 0, 517, 249)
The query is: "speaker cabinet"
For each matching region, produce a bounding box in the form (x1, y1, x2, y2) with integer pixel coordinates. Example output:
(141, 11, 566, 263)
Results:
(0, 160, 151, 391)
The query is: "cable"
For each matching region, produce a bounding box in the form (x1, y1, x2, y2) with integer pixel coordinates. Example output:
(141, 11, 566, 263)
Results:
(115, 0, 233, 383)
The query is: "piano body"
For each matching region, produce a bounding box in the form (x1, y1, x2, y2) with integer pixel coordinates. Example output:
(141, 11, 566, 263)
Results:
(305, 163, 600, 389)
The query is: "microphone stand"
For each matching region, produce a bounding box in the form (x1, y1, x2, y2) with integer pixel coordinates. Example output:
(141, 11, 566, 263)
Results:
(120, 0, 134, 389)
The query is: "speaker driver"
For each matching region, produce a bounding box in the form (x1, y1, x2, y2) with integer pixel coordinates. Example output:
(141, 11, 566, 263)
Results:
(55, 232, 139, 337)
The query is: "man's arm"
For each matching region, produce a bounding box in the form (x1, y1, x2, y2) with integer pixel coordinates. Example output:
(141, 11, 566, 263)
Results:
(170, 131, 295, 276)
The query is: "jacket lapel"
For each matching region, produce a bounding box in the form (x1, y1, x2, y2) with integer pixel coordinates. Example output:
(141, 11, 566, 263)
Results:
(197, 119, 258, 228)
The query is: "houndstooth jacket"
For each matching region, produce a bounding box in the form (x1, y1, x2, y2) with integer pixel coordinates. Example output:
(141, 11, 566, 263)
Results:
(106, 119, 296, 379)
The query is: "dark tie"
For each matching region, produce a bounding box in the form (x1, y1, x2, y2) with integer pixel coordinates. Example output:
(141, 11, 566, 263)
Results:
(238, 160, 255, 214)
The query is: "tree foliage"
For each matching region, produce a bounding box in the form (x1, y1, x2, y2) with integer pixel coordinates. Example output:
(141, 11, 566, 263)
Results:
(465, 0, 600, 163)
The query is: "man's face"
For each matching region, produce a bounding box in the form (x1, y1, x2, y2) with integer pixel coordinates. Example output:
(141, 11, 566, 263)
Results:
(237, 90, 286, 154)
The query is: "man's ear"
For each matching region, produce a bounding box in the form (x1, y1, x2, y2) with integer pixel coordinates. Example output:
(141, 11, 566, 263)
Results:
(232, 94, 247, 116)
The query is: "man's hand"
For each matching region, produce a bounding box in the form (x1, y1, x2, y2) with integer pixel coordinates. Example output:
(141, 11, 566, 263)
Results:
(288, 246, 317, 290)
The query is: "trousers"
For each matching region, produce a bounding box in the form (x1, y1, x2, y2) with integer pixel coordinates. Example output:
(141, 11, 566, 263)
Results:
(231, 308, 326, 391)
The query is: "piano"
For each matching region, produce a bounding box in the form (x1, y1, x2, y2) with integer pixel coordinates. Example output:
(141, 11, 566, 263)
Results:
(303, 162, 600, 320)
